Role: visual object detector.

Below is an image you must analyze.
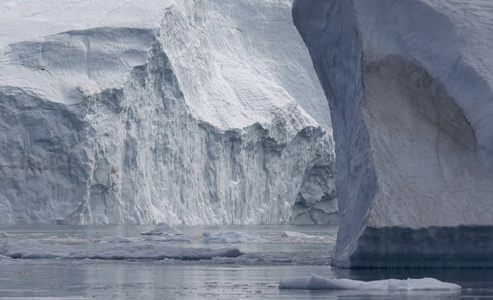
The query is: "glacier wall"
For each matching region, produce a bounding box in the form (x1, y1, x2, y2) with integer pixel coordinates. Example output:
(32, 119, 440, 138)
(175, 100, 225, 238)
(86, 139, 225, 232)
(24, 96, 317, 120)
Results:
(293, 0, 493, 267)
(0, 0, 337, 225)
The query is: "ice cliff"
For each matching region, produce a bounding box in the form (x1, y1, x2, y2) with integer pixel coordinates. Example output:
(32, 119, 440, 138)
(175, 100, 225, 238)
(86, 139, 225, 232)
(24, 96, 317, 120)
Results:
(0, 0, 338, 225)
(294, 0, 493, 267)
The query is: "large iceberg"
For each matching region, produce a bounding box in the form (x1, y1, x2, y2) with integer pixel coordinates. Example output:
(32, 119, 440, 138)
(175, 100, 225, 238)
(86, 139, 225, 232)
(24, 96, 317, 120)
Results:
(293, 0, 493, 267)
(0, 0, 337, 225)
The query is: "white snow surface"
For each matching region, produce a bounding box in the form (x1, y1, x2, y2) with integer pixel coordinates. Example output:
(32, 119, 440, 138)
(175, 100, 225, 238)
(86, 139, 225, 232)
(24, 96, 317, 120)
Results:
(0, 0, 336, 225)
(279, 275, 461, 291)
(293, 0, 493, 267)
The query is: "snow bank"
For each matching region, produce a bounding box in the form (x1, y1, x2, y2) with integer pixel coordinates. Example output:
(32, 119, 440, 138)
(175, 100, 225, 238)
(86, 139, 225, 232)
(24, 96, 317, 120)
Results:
(293, 0, 493, 267)
(279, 275, 461, 291)
(0, 0, 336, 226)
(203, 232, 266, 244)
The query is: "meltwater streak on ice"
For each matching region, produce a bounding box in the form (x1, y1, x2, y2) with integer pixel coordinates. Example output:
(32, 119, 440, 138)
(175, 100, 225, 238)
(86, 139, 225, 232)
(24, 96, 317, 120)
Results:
(0, 0, 337, 225)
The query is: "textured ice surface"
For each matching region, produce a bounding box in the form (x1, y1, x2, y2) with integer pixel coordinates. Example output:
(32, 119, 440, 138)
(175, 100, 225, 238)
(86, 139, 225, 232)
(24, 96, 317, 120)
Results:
(268, 252, 292, 263)
(293, 0, 493, 267)
(98, 236, 132, 243)
(0, 239, 241, 260)
(0, 0, 337, 225)
(202, 231, 266, 244)
(140, 222, 183, 236)
(281, 231, 316, 239)
(279, 275, 461, 291)
(144, 236, 191, 243)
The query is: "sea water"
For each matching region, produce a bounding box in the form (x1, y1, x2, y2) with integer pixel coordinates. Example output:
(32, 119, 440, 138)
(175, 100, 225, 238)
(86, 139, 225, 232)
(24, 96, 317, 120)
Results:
(0, 225, 491, 299)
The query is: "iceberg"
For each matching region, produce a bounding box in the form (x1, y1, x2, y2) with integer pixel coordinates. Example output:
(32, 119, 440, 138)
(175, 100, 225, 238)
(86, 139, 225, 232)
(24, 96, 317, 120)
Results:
(293, 0, 493, 267)
(0, 0, 337, 225)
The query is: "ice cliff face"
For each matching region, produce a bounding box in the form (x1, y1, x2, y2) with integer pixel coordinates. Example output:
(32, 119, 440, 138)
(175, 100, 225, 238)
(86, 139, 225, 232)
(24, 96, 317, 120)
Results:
(294, 0, 493, 268)
(0, 0, 337, 225)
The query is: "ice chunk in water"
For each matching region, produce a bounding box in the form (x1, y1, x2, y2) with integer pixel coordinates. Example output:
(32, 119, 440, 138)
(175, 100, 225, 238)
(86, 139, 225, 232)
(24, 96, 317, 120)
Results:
(279, 275, 461, 291)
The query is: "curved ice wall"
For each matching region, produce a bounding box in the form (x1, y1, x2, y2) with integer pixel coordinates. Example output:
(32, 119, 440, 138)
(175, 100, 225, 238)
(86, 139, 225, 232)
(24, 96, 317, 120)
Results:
(294, 0, 493, 268)
(0, 0, 337, 225)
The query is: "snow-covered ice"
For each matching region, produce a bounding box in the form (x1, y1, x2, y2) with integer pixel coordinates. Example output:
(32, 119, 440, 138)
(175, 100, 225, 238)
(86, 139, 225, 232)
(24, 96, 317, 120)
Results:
(140, 222, 183, 236)
(202, 231, 266, 244)
(268, 253, 292, 263)
(279, 275, 461, 291)
(0, 0, 336, 226)
(293, 0, 493, 267)
(211, 253, 264, 264)
(144, 236, 191, 243)
(98, 236, 132, 243)
(0, 225, 336, 266)
(0, 239, 241, 260)
(281, 231, 317, 239)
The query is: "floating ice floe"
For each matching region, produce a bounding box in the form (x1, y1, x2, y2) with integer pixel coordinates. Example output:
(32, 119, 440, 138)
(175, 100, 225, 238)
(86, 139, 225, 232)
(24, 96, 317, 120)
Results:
(0, 240, 241, 261)
(281, 231, 317, 239)
(268, 253, 291, 263)
(144, 236, 191, 243)
(0, 232, 8, 237)
(279, 275, 461, 291)
(211, 253, 264, 264)
(140, 223, 183, 236)
(98, 236, 132, 243)
(202, 232, 266, 244)
(0, 254, 12, 262)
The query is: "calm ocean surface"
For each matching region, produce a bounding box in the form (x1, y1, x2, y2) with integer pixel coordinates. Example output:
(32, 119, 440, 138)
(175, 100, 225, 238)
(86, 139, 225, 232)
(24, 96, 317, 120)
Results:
(0, 225, 492, 299)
